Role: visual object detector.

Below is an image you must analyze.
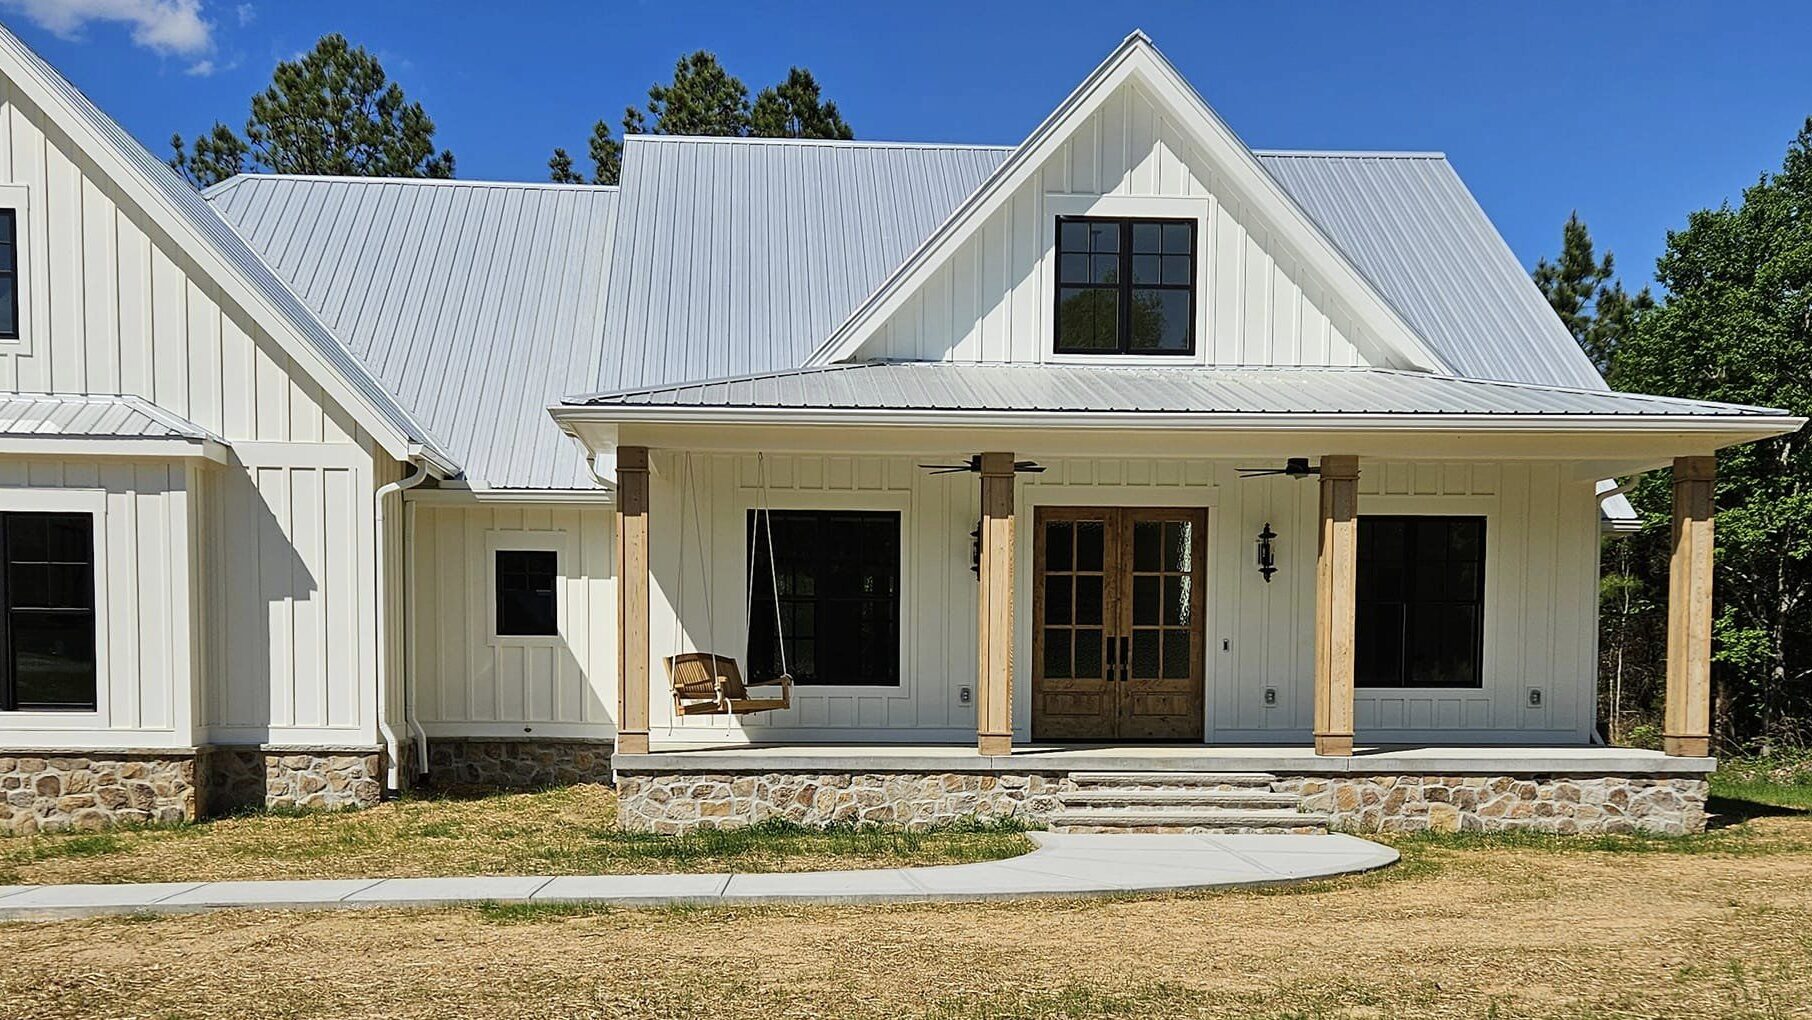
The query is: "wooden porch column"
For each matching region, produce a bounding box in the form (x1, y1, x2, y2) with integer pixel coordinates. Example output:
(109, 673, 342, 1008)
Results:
(615, 446, 651, 756)
(976, 452, 1017, 756)
(1664, 455, 1716, 757)
(1313, 455, 1360, 756)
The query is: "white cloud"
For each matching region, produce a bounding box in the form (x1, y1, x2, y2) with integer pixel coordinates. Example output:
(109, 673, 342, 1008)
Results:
(1, 0, 216, 58)
(235, 3, 253, 27)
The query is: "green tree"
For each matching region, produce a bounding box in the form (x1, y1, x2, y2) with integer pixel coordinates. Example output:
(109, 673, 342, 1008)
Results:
(170, 34, 454, 188)
(1533, 211, 1654, 372)
(1611, 119, 1812, 749)
(751, 68, 853, 139)
(549, 54, 851, 185)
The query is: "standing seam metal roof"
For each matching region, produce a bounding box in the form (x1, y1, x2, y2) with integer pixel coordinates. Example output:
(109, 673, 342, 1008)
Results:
(208, 176, 618, 490)
(0, 393, 221, 440)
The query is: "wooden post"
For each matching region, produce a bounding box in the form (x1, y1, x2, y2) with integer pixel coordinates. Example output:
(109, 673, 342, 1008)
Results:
(615, 446, 651, 756)
(1664, 455, 1715, 758)
(1313, 455, 1360, 757)
(977, 453, 1017, 756)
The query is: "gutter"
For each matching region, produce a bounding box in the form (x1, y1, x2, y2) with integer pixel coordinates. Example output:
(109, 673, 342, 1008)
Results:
(375, 460, 431, 789)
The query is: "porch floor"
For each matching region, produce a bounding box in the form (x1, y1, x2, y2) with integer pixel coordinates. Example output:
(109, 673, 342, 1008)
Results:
(614, 743, 1715, 776)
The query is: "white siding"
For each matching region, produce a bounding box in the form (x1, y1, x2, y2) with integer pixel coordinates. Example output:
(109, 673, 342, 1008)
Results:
(408, 503, 615, 737)
(0, 456, 203, 749)
(642, 452, 1599, 746)
(856, 80, 1370, 369)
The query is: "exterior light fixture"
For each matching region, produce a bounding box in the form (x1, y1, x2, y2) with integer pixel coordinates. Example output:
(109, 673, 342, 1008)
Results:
(1256, 522, 1278, 582)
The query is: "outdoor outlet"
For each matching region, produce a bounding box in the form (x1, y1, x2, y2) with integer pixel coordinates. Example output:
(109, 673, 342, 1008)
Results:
(1264, 687, 1277, 706)
(1528, 687, 1543, 707)
(959, 685, 972, 705)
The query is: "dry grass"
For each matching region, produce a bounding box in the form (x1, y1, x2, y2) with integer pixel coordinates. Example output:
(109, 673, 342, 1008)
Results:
(0, 785, 1032, 885)
(1, 811, 1809, 1018)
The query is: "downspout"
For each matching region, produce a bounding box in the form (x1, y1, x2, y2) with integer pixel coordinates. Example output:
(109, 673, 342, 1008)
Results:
(375, 460, 430, 790)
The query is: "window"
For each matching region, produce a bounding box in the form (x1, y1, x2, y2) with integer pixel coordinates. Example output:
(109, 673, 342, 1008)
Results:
(747, 510, 900, 686)
(1054, 217, 1196, 355)
(0, 209, 17, 341)
(494, 549, 558, 636)
(1, 512, 96, 711)
(1356, 516, 1485, 689)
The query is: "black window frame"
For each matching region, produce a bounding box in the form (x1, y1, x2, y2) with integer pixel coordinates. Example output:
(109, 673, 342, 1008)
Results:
(1355, 515, 1486, 690)
(1, 511, 98, 712)
(493, 548, 560, 638)
(0, 208, 18, 342)
(1053, 216, 1198, 356)
(747, 509, 902, 687)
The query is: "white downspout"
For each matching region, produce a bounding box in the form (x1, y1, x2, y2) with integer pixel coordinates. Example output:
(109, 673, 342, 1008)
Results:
(376, 460, 430, 790)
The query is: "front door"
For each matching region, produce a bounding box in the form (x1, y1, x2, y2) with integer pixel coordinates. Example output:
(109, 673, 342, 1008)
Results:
(1032, 507, 1206, 741)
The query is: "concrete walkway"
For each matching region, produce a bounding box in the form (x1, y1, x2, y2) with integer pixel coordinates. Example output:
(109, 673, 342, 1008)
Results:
(0, 832, 1397, 921)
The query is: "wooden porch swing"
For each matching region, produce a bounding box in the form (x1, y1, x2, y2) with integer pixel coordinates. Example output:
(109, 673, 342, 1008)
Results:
(663, 454, 793, 717)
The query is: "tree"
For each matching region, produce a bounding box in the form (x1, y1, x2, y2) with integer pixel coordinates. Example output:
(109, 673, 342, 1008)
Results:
(1610, 118, 1812, 749)
(751, 68, 853, 139)
(549, 54, 851, 185)
(170, 33, 455, 188)
(1533, 211, 1654, 372)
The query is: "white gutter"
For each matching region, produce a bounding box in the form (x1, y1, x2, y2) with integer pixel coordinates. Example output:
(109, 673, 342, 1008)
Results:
(375, 460, 430, 788)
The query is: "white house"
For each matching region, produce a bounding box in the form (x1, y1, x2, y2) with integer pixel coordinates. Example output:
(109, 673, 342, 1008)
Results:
(0, 27, 1796, 836)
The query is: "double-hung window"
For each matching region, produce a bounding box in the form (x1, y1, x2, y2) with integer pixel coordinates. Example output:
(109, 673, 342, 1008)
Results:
(747, 510, 901, 687)
(1054, 217, 1196, 355)
(1355, 516, 1486, 689)
(494, 549, 559, 637)
(0, 209, 17, 341)
(1, 512, 97, 711)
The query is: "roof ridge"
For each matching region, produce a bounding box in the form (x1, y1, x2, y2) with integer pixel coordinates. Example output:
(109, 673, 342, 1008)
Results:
(1253, 148, 1448, 160)
(208, 173, 621, 192)
(625, 135, 1017, 151)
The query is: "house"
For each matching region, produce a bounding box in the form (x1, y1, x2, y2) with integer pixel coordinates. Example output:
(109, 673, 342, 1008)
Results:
(0, 27, 1796, 838)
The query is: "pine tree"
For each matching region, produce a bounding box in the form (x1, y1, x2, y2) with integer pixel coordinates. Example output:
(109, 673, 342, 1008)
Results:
(547, 148, 582, 184)
(751, 68, 853, 139)
(1532, 212, 1654, 372)
(170, 34, 454, 188)
(586, 121, 622, 185)
(634, 51, 751, 136)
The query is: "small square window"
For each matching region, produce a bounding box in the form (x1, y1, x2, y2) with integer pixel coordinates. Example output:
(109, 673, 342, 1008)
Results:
(495, 549, 558, 636)
(1054, 217, 1195, 355)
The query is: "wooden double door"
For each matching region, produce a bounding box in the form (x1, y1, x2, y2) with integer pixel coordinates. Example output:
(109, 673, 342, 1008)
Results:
(1032, 507, 1207, 741)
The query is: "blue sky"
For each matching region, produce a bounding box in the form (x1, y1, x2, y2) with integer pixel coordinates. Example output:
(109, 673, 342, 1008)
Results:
(4, 1, 1809, 289)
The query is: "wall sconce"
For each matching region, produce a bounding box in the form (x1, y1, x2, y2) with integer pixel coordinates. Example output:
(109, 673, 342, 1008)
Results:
(1256, 522, 1278, 582)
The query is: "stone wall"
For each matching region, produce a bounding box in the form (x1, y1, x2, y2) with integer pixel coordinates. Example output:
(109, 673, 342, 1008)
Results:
(1281, 775, 1709, 835)
(0, 753, 199, 834)
(425, 738, 614, 791)
(202, 747, 386, 816)
(615, 771, 1070, 834)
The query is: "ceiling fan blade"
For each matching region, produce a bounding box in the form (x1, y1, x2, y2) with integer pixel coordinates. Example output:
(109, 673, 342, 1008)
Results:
(1236, 467, 1286, 477)
(1013, 461, 1046, 473)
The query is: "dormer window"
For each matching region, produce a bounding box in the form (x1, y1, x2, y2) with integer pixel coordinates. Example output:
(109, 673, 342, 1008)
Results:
(1055, 217, 1195, 355)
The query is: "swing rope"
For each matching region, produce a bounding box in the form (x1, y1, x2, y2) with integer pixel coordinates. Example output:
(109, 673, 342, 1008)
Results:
(746, 453, 789, 680)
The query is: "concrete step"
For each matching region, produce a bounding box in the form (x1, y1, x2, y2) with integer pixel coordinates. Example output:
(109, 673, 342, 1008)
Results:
(1058, 788, 1301, 810)
(1050, 808, 1330, 834)
(1066, 771, 1279, 789)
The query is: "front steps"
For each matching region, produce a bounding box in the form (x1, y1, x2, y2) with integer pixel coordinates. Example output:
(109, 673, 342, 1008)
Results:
(1051, 771, 1329, 834)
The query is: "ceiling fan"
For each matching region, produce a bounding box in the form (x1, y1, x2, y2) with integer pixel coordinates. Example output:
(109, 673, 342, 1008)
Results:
(1236, 457, 1320, 479)
(918, 455, 1047, 475)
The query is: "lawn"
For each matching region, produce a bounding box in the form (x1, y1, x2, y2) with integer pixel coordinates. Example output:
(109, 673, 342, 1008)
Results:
(0, 785, 1033, 885)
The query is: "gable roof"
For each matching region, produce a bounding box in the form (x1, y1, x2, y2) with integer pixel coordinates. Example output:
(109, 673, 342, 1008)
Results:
(804, 32, 1455, 375)
(207, 175, 617, 490)
(0, 23, 457, 474)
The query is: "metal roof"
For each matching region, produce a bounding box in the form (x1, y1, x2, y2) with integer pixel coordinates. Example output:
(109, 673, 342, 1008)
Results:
(569, 361, 1784, 419)
(1261, 152, 1608, 389)
(208, 176, 619, 490)
(0, 393, 219, 440)
(0, 23, 456, 472)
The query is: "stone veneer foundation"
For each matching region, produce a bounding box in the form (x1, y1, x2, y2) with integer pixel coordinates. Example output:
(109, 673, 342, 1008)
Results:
(202, 747, 387, 815)
(424, 738, 614, 790)
(0, 752, 201, 834)
(614, 768, 1711, 836)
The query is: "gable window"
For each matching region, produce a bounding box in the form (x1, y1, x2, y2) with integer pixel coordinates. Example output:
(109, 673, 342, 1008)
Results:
(1, 512, 97, 711)
(495, 549, 558, 636)
(1055, 217, 1196, 355)
(747, 510, 900, 686)
(0, 209, 17, 341)
(1356, 516, 1485, 689)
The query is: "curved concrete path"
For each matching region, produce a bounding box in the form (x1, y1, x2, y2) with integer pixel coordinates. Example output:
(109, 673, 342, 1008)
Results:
(0, 832, 1396, 921)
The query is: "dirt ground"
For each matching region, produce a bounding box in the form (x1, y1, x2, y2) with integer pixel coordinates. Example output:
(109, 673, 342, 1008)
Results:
(1, 814, 1808, 1020)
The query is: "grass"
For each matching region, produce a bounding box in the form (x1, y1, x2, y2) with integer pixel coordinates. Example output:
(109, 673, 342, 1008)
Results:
(0, 784, 1034, 885)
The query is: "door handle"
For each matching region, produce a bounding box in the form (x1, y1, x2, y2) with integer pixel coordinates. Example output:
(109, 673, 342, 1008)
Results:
(1120, 635, 1132, 682)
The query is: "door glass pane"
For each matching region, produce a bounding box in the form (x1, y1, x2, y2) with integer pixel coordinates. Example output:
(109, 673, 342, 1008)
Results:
(1131, 575, 1159, 626)
(1131, 630, 1160, 678)
(1075, 521, 1104, 572)
(1162, 630, 1191, 679)
(1074, 575, 1103, 626)
(1043, 628, 1072, 679)
(1045, 522, 1073, 571)
(1074, 628, 1104, 679)
(1044, 575, 1072, 625)
(1132, 521, 1161, 572)
(1163, 521, 1191, 571)
(1163, 575, 1189, 627)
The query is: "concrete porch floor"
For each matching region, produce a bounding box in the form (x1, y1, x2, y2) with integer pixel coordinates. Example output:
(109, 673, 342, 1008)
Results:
(614, 743, 1717, 775)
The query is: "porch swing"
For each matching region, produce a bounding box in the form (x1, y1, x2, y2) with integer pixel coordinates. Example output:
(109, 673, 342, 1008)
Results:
(662, 454, 794, 717)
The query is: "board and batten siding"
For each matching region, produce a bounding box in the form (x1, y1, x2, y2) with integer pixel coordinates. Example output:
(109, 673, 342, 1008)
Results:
(0, 79, 396, 749)
(407, 503, 616, 738)
(640, 453, 1598, 745)
(854, 79, 1370, 369)
(0, 457, 204, 749)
